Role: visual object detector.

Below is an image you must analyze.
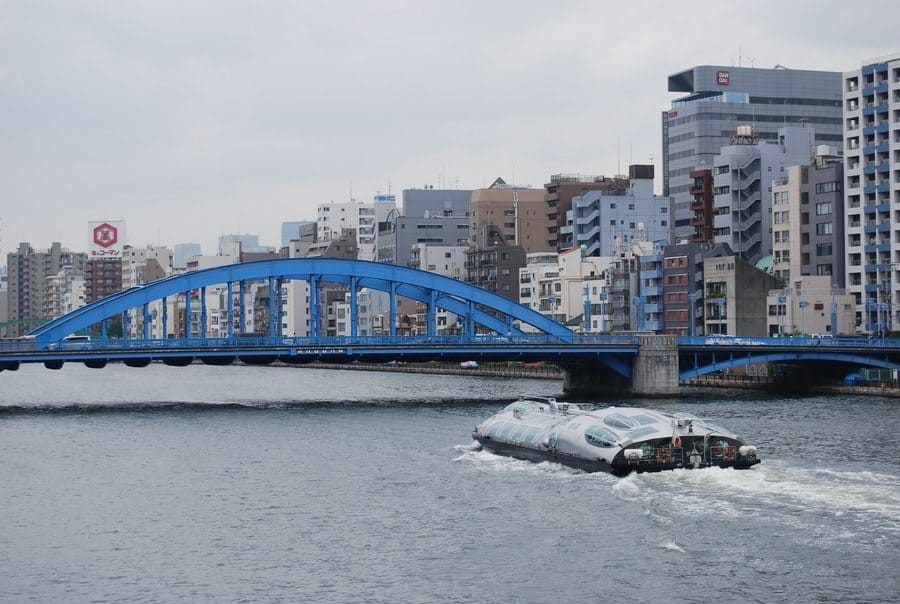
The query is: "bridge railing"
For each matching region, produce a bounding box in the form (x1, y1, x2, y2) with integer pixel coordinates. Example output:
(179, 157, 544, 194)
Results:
(677, 335, 900, 349)
(0, 333, 643, 353)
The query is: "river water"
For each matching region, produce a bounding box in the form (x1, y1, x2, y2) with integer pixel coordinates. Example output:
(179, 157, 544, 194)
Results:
(1, 364, 898, 602)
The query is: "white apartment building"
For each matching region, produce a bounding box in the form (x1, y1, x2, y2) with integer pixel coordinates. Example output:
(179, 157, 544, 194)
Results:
(843, 53, 900, 334)
(317, 195, 397, 261)
(518, 248, 611, 332)
(44, 266, 86, 319)
(408, 243, 467, 332)
(122, 245, 173, 288)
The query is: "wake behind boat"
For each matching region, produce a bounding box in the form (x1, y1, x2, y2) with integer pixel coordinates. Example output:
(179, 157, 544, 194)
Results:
(472, 397, 760, 476)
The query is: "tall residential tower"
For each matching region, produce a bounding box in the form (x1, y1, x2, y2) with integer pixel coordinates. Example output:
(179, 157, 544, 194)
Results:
(842, 53, 900, 334)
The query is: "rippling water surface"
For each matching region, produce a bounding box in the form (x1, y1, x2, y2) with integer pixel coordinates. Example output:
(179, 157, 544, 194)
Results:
(2, 364, 898, 602)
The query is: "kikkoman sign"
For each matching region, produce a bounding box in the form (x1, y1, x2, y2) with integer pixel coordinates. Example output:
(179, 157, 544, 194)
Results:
(88, 220, 125, 257)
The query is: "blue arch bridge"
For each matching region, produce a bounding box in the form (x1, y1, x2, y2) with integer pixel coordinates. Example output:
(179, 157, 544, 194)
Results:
(2, 258, 899, 396)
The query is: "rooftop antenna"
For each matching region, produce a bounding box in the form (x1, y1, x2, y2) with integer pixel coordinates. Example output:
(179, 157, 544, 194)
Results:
(617, 137, 621, 175)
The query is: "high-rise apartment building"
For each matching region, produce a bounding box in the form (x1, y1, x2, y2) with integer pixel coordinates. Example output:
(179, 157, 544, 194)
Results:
(842, 53, 900, 335)
(85, 258, 122, 302)
(688, 168, 714, 243)
(664, 65, 843, 241)
(6, 242, 87, 337)
(770, 148, 845, 286)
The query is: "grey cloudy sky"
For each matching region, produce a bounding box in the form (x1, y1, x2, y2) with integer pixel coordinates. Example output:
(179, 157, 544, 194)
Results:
(2, 0, 898, 255)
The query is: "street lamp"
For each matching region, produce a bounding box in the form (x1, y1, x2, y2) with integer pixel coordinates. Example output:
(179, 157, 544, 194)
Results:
(599, 291, 608, 333)
(798, 300, 809, 336)
(688, 291, 697, 337)
(778, 294, 787, 336)
(583, 285, 591, 334)
(830, 290, 838, 336)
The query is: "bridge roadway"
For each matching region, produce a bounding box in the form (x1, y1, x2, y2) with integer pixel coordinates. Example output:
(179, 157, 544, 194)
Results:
(3, 335, 900, 396)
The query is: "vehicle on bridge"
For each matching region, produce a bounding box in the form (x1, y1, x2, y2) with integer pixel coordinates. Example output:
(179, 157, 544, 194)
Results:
(473, 397, 760, 476)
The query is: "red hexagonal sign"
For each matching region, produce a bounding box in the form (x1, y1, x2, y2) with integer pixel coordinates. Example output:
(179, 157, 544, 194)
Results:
(93, 222, 118, 248)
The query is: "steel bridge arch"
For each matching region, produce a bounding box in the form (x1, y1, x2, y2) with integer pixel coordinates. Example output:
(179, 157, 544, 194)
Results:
(29, 258, 573, 343)
(679, 351, 900, 381)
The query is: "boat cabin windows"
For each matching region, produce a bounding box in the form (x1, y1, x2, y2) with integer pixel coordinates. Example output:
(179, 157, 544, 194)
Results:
(584, 426, 618, 448)
(603, 413, 638, 430)
(625, 427, 658, 441)
(631, 414, 658, 426)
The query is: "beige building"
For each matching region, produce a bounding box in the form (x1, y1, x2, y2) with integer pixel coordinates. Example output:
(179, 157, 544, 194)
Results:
(703, 254, 779, 336)
(766, 276, 855, 336)
(469, 178, 550, 254)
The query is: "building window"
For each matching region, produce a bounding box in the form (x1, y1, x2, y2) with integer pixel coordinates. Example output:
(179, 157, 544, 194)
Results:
(815, 181, 841, 194)
(816, 243, 833, 256)
(815, 202, 832, 216)
(817, 264, 833, 276)
(816, 222, 833, 235)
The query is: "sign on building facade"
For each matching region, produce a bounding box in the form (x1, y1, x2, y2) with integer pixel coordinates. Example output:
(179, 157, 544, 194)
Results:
(88, 220, 125, 258)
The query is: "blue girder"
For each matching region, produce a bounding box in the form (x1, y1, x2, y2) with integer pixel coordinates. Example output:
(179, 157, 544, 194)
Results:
(679, 351, 900, 381)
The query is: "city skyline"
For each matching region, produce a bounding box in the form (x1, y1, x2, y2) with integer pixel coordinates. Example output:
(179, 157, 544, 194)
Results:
(3, 1, 899, 255)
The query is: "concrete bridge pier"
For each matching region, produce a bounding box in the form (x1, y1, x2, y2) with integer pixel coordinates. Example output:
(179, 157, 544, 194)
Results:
(563, 335, 679, 398)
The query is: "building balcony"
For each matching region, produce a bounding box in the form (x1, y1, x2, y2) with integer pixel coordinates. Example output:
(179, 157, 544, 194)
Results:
(864, 183, 892, 195)
(864, 243, 892, 253)
(863, 202, 890, 215)
(862, 123, 889, 135)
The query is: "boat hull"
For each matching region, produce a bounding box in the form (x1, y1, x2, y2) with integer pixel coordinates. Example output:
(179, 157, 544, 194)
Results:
(475, 437, 761, 477)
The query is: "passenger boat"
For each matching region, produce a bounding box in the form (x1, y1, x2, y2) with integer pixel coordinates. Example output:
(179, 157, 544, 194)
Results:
(472, 397, 760, 476)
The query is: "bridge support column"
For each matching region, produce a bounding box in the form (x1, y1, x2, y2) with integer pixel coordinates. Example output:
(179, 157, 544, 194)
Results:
(268, 278, 276, 338)
(184, 291, 191, 339)
(427, 290, 436, 337)
(227, 282, 234, 338)
(389, 282, 397, 337)
(631, 335, 679, 396)
(143, 303, 150, 340)
(562, 335, 679, 398)
(350, 276, 358, 338)
(310, 276, 320, 338)
(239, 281, 246, 335)
(465, 301, 474, 338)
(200, 287, 207, 339)
(276, 278, 283, 337)
(162, 297, 168, 338)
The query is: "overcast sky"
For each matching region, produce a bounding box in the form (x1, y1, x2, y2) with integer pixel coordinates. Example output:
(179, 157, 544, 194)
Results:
(2, 1, 898, 256)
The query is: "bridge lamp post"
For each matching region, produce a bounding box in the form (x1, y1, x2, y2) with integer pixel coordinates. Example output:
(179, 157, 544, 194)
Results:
(798, 300, 809, 336)
(599, 291, 607, 333)
(688, 291, 697, 337)
(778, 294, 787, 336)
(583, 284, 591, 334)
(830, 290, 838, 336)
